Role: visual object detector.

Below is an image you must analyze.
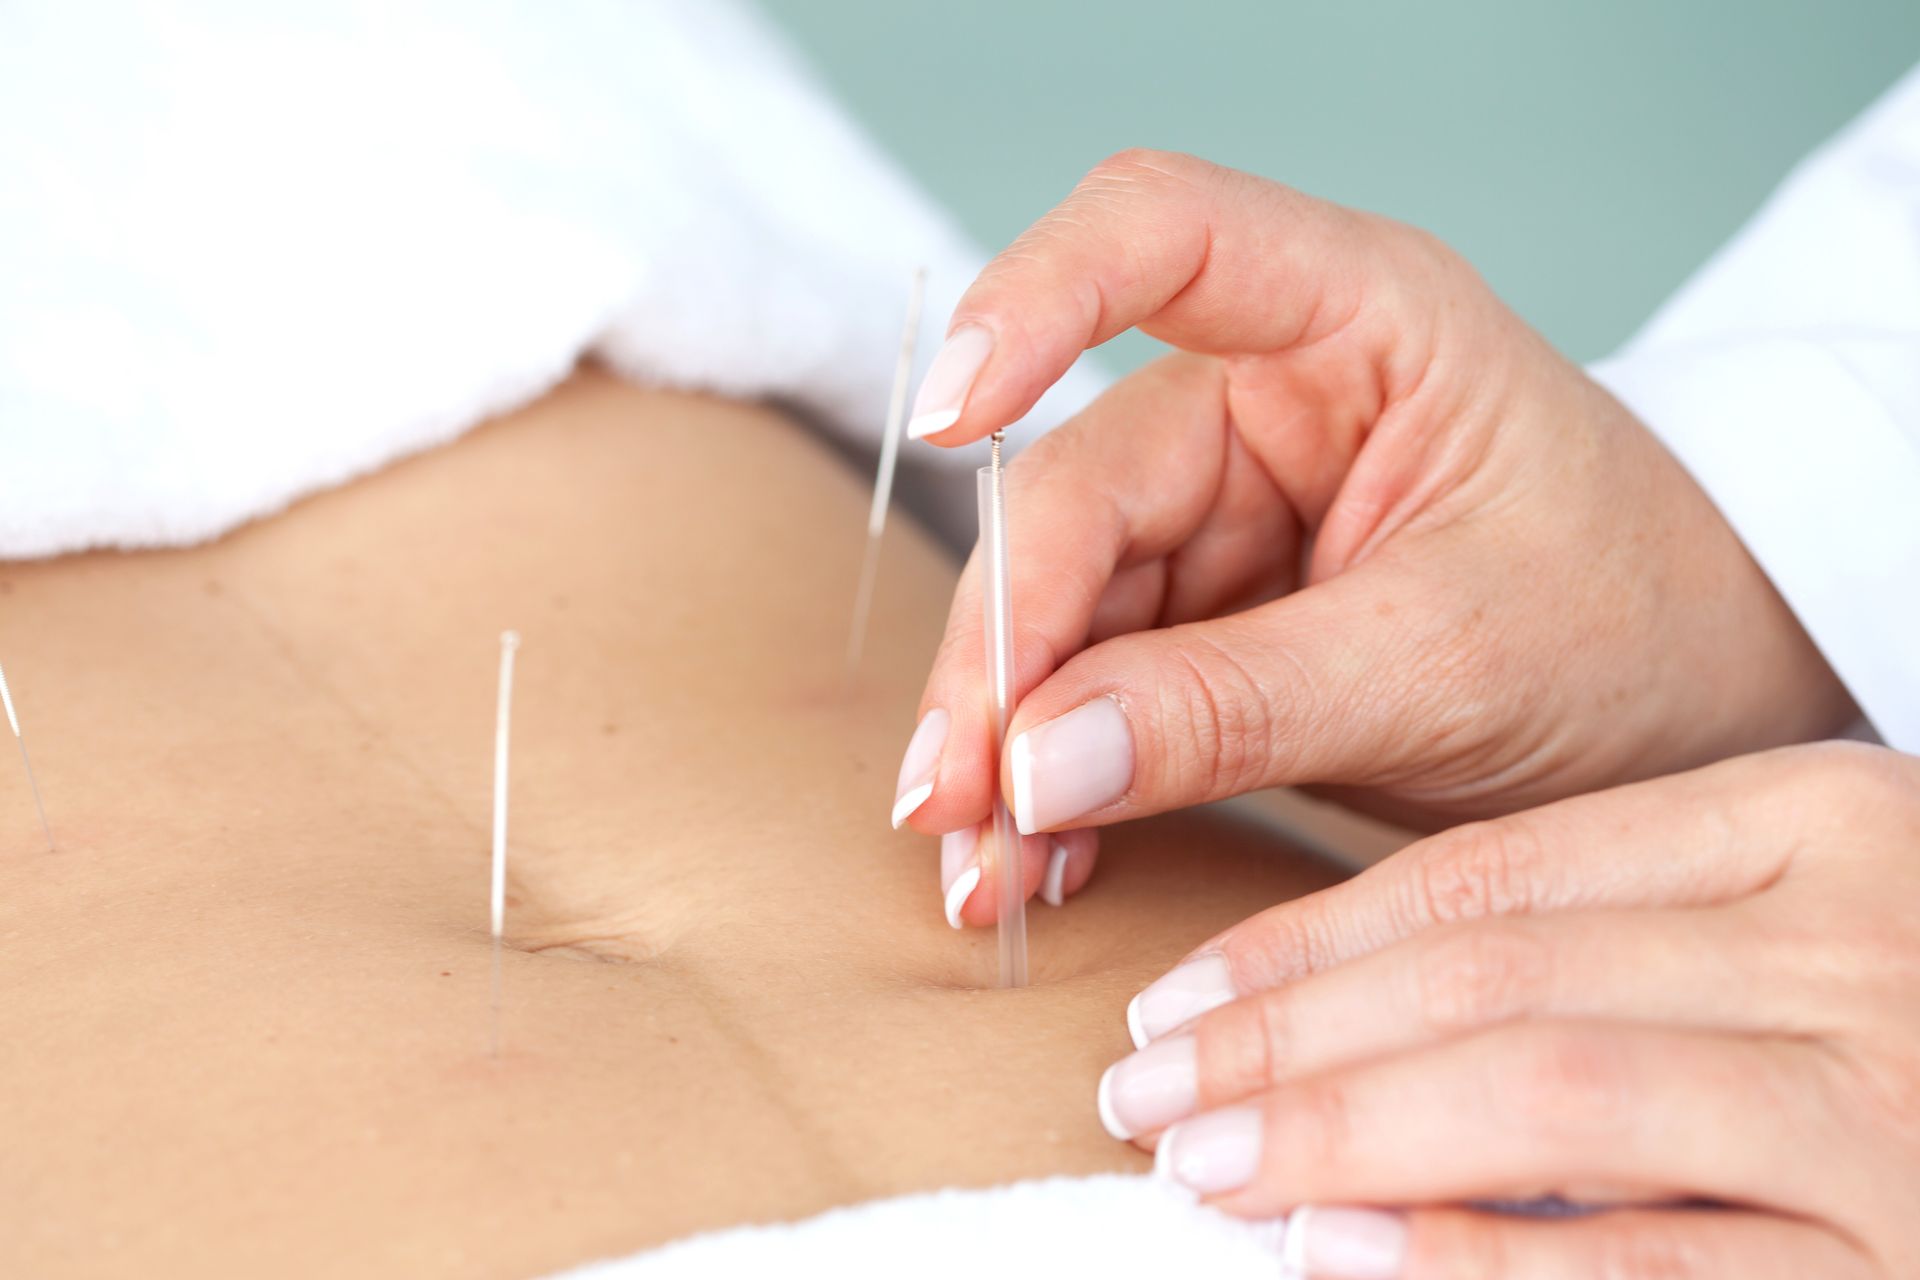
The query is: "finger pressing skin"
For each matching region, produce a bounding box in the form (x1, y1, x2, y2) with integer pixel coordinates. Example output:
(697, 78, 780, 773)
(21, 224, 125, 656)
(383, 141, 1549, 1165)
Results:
(907, 148, 1439, 446)
(1275, 1204, 1872, 1280)
(1125, 750, 1813, 1042)
(1039, 826, 1099, 909)
(901, 353, 1294, 837)
(941, 823, 1098, 929)
(1157, 1023, 1834, 1220)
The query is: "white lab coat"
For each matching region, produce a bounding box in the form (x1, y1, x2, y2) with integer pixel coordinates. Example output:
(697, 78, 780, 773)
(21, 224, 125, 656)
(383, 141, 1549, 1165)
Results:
(1591, 63, 1920, 755)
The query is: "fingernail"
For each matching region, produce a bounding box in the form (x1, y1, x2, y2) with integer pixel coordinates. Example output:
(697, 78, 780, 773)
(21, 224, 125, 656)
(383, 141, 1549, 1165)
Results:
(1283, 1206, 1407, 1279)
(1153, 1105, 1263, 1196)
(891, 708, 949, 828)
(1009, 696, 1133, 834)
(1039, 839, 1069, 907)
(1096, 1033, 1197, 1140)
(941, 826, 980, 929)
(907, 324, 994, 439)
(1127, 952, 1235, 1048)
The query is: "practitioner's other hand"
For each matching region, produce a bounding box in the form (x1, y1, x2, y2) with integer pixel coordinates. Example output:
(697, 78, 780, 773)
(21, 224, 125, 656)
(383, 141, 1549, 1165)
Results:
(1099, 742, 1920, 1277)
(893, 150, 1853, 923)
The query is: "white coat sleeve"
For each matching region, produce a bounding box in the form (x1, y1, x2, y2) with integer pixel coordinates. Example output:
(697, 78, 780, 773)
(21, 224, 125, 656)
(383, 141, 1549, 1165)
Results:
(1589, 62, 1920, 753)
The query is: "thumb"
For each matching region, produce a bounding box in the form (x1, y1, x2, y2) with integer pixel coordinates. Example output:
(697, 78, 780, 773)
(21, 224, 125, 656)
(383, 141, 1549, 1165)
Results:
(1003, 564, 1454, 834)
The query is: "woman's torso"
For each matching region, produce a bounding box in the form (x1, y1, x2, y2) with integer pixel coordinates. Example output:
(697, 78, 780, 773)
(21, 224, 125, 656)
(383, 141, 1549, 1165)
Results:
(0, 369, 1341, 1277)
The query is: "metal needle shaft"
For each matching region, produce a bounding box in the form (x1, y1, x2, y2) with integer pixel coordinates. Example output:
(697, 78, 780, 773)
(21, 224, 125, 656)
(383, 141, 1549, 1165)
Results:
(489, 630, 520, 1057)
(845, 268, 928, 687)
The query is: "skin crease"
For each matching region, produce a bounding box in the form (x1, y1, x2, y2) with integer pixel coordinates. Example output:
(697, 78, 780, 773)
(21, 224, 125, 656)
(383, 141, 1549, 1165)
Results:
(0, 367, 1345, 1279)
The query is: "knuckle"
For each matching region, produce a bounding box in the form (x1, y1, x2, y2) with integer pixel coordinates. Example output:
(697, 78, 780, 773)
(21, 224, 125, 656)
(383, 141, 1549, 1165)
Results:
(1415, 924, 1550, 1034)
(1286, 1077, 1356, 1172)
(1222, 904, 1340, 987)
(1405, 817, 1549, 929)
(1407, 1212, 1512, 1280)
(1084, 146, 1201, 188)
(1827, 1040, 1920, 1146)
(1195, 992, 1288, 1099)
(928, 619, 977, 682)
(1765, 741, 1920, 853)
(1592, 1223, 1710, 1280)
(1252, 991, 1292, 1084)
(1785, 740, 1896, 803)
(1773, 911, 1912, 995)
(1385, 218, 1471, 281)
(1497, 1028, 1632, 1141)
(1157, 635, 1279, 800)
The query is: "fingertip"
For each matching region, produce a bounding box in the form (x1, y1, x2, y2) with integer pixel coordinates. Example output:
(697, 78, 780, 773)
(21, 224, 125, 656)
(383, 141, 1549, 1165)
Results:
(905, 407, 961, 441)
(943, 864, 981, 930)
(890, 782, 933, 830)
(1040, 829, 1099, 907)
(907, 323, 996, 444)
(1010, 730, 1037, 834)
(1060, 828, 1099, 899)
(1040, 840, 1068, 907)
(1096, 1063, 1130, 1140)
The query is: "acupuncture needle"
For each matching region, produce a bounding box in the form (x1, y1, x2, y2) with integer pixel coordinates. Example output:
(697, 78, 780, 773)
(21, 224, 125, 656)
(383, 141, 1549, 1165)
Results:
(979, 430, 1028, 988)
(0, 658, 53, 853)
(844, 267, 929, 688)
(489, 630, 520, 1057)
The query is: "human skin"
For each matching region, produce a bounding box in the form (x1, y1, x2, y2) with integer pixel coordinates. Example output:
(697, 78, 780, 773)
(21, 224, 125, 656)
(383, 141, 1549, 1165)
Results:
(0, 368, 1342, 1279)
(898, 149, 1911, 1273)
(900, 149, 1855, 905)
(1109, 743, 1920, 1277)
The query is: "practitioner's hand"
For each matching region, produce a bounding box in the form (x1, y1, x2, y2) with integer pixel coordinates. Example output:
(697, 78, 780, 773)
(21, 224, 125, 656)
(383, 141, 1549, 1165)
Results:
(1097, 742, 1920, 1277)
(892, 149, 1853, 921)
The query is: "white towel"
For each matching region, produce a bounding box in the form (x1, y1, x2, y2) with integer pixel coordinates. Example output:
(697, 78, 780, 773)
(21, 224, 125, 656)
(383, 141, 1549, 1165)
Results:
(551, 1175, 1290, 1279)
(0, 0, 1100, 558)
(1, 2, 1278, 1273)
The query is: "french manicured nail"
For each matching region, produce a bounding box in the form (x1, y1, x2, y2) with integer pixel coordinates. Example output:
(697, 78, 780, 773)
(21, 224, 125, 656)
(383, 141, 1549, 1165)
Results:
(1282, 1206, 1408, 1279)
(1009, 696, 1133, 834)
(1127, 953, 1235, 1049)
(1152, 1105, 1262, 1195)
(891, 708, 949, 828)
(907, 324, 993, 439)
(1097, 1034, 1197, 1140)
(941, 826, 980, 929)
(1039, 839, 1069, 907)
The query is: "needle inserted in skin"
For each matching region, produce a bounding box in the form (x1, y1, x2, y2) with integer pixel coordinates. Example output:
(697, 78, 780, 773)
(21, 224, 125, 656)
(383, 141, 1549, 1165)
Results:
(0, 659, 53, 853)
(845, 268, 929, 687)
(490, 630, 520, 1057)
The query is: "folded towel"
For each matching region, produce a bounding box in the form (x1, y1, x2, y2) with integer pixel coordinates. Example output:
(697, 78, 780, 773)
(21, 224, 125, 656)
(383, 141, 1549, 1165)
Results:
(0, 0, 1100, 558)
(550, 1175, 1290, 1279)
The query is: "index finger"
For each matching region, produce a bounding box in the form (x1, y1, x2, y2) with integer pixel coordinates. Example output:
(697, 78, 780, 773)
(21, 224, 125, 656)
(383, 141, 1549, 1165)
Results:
(1126, 750, 1814, 1046)
(899, 353, 1252, 838)
(905, 148, 1430, 444)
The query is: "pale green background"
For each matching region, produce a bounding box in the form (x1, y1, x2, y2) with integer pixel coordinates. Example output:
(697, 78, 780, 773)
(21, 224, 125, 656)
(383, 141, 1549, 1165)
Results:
(761, 1, 1920, 368)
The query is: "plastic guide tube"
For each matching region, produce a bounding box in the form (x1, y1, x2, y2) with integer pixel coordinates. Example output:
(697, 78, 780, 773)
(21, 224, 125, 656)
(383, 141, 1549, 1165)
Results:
(978, 435, 1028, 988)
